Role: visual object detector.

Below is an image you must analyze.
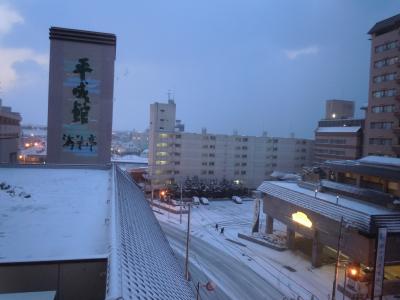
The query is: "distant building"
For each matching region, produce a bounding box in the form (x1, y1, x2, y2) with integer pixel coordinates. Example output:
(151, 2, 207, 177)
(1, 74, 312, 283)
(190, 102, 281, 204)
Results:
(148, 100, 314, 191)
(19, 125, 47, 164)
(46, 27, 116, 165)
(315, 100, 364, 163)
(258, 156, 400, 298)
(325, 99, 355, 120)
(364, 14, 400, 157)
(0, 99, 21, 163)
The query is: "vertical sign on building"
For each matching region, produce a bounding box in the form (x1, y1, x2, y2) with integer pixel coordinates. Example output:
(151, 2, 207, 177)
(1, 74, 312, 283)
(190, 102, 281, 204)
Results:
(373, 227, 387, 299)
(47, 27, 116, 164)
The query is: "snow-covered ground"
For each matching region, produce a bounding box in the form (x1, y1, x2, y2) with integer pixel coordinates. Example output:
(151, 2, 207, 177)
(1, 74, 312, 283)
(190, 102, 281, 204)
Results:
(0, 167, 110, 263)
(155, 200, 343, 300)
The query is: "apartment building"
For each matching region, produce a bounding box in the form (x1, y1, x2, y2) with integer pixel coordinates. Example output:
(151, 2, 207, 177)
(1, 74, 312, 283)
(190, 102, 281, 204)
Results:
(315, 100, 364, 163)
(364, 14, 400, 157)
(148, 100, 314, 190)
(0, 99, 21, 163)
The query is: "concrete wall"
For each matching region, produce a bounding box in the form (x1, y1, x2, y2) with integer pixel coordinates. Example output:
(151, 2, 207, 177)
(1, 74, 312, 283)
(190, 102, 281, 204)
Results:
(0, 259, 106, 300)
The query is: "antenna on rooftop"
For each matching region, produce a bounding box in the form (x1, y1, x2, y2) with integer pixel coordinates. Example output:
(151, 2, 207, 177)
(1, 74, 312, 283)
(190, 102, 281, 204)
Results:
(167, 89, 174, 101)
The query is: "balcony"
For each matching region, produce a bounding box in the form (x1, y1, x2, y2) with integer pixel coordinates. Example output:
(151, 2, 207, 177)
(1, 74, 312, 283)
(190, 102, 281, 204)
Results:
(394, 111, 400, 118)
(395, 95, 400, 102)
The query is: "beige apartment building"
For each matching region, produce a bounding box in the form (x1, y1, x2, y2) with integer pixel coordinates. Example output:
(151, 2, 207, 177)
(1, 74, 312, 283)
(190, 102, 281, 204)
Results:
(315, 100, 364, 163)
(148, 100, 314, 190)
(0, 99, 21, 163)
(364, 14, 400, 157)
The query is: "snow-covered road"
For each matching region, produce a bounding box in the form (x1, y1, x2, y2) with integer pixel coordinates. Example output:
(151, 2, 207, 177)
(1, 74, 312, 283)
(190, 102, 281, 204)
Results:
(161, 222, 284, 300)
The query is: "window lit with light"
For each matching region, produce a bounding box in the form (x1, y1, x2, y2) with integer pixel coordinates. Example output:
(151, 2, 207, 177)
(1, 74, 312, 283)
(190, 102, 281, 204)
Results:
(157, 142, 168, 147)
(159, 133, 169, 139)
(155, 160, 168, 165)
(156, 151, 168, 157)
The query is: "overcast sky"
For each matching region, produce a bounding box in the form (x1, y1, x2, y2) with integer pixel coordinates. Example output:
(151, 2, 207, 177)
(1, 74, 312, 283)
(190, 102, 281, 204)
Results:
(1, 1, 399, 138)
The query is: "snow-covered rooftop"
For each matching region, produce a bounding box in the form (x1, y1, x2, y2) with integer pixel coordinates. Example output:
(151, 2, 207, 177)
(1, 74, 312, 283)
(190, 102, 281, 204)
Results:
(316, 126, 361, 133)
(0, 166, 110, 263)
(111, 154, 148, 164)
(359, 155, 400, 168)
(106, 167, 193, 300)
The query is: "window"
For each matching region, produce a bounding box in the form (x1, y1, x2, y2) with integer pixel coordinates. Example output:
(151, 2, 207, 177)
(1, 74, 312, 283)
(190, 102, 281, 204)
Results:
(210, 136, 216, 140)
(241, 171, 246, 175)
(329, 150, 345, 156)
(374, 72, 397, 83)
(209, 145, 215, 149)
(160, 118, 165, 121)
(208, 162, 215, 166)
(235, 162, 240, 167)
(242, 146, 248, 150)
(241, 154, 247, 158)
(242, 138, 248, 142)
(241, 162, 247, 166)
(209, 153, 215, 157)
(371, 105, 395, 113)
(375, 41, 398, 53)
(160, 109, 165, 112)
(374, 56, 399, 68)
(208, 170, 214, 175)
(174, 143, 181, 147)
(201, 170, 207, 175)
(156, 142, 168, 147)
(316, 139, 329, 144)
(370, 122, 394, 129)
(175, 134, 181, 139)
(373, 89, 396, 98)
(202, 162, 207, 166)
(202, 145, 208, 149)
(174, 161, 180, 165)
(369, 138, 392, 145)
(156, 151, 168, 157)
(159, 133, 169, 138)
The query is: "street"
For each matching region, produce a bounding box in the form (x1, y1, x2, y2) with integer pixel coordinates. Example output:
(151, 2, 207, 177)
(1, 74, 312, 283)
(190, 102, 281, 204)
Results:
(161, 221, 285, 300)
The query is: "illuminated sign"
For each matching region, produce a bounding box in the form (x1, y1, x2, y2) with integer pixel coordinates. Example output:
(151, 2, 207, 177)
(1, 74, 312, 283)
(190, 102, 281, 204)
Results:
(292, 211, 312, 228)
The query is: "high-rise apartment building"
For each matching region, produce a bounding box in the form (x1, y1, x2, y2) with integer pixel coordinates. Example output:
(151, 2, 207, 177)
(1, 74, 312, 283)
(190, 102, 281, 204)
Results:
(315, 100, 364, 163)
(148, 100, 314, 190)
(364, 14, 400, 157)
(0, 99, 21, 163)
(47, 27, 116, 165)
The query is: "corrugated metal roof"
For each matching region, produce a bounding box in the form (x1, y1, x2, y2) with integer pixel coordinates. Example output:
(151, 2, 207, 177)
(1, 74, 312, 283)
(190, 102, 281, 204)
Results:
(106, 166, 194, 300)
(257, 181, 400, 234)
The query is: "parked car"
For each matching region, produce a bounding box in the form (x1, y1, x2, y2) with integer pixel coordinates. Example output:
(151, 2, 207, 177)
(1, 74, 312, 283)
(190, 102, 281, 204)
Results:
(200, 197, 209, 205)
(192, 196, 200, 205)
(232, 196, 243, 204)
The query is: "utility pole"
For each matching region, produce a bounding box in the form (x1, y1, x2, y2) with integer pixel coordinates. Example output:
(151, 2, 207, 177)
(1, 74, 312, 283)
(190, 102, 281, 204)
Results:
(184, 203, 191, 281)
(180, 183, 183, 224)
(332, 216, 344, 300)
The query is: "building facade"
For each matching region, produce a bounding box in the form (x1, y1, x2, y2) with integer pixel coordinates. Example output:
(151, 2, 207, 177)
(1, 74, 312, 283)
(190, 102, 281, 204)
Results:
(0, 99, 21, 163)
(364, 14, 400, 157)
(46, 27, 116, 165)
(315, 100, 364, 163)
(258, 156, 400, 298)
(149, 100, 314, 190)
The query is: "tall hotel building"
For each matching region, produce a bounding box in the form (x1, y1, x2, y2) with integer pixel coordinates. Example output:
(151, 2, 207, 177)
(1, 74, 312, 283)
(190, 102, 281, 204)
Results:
(364, 14, 400, 157)
(148, 100, 314, 190)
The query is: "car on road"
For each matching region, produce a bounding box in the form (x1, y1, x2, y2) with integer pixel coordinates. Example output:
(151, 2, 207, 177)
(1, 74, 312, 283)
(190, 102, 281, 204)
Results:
(232, 196, 243, 204)
(200, 197, 209, 205)
(192, 196, 200, 205)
